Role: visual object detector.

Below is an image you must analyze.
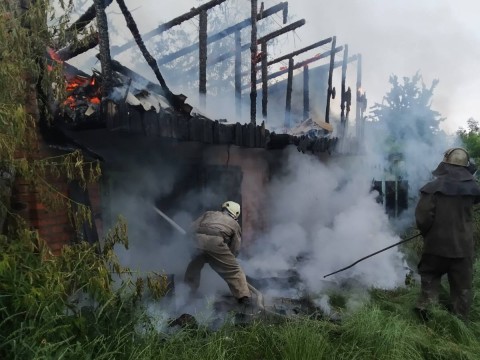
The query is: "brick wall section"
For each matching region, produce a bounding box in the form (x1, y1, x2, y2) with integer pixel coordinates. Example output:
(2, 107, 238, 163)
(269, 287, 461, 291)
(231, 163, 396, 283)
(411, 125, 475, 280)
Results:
(12, 148, 77, 256)
(12, 171, 104, 255)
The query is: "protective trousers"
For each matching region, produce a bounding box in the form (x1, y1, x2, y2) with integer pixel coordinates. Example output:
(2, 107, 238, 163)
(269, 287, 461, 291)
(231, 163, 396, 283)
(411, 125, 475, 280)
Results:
(416, 253, 473, 320)
(184, 242, 251, 299)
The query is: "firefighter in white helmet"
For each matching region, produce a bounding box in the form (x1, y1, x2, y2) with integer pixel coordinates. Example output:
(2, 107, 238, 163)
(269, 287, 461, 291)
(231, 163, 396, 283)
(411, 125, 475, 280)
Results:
(184, 201, 251, 304)
(415, 148, 480, 321)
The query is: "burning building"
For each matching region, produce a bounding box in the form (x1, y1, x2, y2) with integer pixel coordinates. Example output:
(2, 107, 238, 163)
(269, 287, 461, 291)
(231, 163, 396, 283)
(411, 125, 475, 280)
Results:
(9, 1, 415, 319)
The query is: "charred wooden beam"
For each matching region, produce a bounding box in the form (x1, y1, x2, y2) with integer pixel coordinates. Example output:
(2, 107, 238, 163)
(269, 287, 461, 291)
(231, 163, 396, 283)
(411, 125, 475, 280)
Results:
(235, 30, 242, 117)
(239, 36, 332, 78)
(94, 0, 113, 97)
(355, 54, 363, 140)
(241, 47, 349, 90)
(63, 0, 113, 46)
(115, 0, 189, 114)
(268, 37, 331, 66)
(284, 57, 294, 128)
(157, 2, 288, 65)
(55, 32, 99, 61)
(112, 0, 228, 56)
(340, 44, 349, 137)
(303, 65, 309, 120)
(185, 19, 306, 75)
(258, 19, 305, 44)
(325, 36, 336, 124)
(261, 41, 268, 119)
(199, 10, 208, 108)
(250, 0, 258, 124)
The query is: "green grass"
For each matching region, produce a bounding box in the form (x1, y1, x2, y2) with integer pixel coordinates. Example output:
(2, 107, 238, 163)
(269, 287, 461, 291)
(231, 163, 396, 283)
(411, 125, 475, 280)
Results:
(2, 232, 480, 360)
(2, 259, 480, 359)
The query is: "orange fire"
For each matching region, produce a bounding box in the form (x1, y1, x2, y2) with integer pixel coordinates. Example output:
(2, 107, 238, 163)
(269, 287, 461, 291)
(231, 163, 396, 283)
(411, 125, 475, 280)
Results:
(47, 47, 63, 63)
(63, 75, 102, 109)
(47, 47, 102, 109)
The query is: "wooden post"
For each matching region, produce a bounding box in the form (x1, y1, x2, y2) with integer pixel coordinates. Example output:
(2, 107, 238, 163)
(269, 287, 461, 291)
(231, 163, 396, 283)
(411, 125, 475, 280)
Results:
(340, 44, 349, 137)
(355, 54, 363, 140)
(250, 0, 258, 125)
(325, 36, 336, 124)
(94, 0, 113, 97)
(235, 30, 242, 118)
(261, 41, 268, 120)
(199, 10, 208, 108)
(284, 57, 294, 129)
(303, 65, 309, 120)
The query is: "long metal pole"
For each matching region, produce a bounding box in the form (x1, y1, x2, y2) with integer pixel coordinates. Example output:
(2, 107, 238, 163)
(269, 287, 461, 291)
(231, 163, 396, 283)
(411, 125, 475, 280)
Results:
(323, 233, 421, 278)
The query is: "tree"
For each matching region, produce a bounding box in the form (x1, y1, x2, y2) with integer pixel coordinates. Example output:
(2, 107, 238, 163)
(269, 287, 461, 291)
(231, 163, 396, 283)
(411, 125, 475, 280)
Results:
(369, 72, 444, 151)
(458, 118, 480, 165)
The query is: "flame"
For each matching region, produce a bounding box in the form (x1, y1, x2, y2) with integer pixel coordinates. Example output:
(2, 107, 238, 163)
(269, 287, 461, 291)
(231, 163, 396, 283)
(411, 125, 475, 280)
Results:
(47, 47, 63, 63)
(46, 47, 102, 110)
(63, 75, 102, 109)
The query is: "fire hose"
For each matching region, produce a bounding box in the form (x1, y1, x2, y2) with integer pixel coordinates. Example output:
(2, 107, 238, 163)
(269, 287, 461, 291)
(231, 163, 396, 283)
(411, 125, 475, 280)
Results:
(153, 206, 265, 310)
(323, 232, 421, 278)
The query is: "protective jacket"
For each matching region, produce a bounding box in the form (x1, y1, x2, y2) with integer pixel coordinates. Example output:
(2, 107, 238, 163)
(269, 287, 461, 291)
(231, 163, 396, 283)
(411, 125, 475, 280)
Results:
(191, 211, 242, 256)
(415, 162, 480, 257)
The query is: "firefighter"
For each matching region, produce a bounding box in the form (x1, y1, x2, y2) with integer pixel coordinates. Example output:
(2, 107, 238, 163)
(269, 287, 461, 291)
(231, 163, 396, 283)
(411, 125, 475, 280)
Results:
(184, 201, 251, 304)
(415, 148, 480, 320)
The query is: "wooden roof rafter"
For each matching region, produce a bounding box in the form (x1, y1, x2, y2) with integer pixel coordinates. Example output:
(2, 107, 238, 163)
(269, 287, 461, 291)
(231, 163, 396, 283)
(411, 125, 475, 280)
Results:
(182, 18, 306, 76)
(111, 0, 230, 57)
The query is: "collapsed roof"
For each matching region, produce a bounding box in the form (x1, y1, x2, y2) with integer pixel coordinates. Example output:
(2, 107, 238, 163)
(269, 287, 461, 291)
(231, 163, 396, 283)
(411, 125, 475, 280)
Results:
(48, 58, 338, 156)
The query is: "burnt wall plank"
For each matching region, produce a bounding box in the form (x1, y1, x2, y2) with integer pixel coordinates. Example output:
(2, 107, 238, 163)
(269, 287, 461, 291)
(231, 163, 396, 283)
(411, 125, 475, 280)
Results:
(203, 119, 213, 143)
(189, 117, 203, 142)
(128, 106, 143, 134)
(172, 114, 189, 140)
(219, 124, 235, 144)
(158, 111, 173, 138)
(213, 120, 220, 143)
(235, 122, 242, 146)
(247, 122, 255, 147)
(143, 110, 158, 137)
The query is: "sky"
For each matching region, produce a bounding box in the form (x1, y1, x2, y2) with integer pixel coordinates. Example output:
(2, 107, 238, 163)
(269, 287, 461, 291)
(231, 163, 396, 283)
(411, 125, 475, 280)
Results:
(67, 0, 480, 134)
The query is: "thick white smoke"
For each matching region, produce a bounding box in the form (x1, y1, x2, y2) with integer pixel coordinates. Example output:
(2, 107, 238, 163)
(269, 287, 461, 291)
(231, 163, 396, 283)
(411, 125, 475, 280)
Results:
(243, 149, 407, 296)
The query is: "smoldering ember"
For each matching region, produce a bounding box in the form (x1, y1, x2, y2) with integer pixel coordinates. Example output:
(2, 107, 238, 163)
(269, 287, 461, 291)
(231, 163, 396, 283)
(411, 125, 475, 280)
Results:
(6, 1, 480, 353)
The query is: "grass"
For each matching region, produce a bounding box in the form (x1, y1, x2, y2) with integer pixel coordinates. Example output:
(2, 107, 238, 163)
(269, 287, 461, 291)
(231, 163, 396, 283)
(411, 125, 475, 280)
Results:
(2, 260, 480, 359)
(2, 231, 480, 360)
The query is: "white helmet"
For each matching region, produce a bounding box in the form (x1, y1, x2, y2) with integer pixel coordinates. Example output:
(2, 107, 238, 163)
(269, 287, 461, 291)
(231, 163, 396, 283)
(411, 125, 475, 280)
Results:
(443, 148, 469, 167)
(222, 201, 241, 220)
